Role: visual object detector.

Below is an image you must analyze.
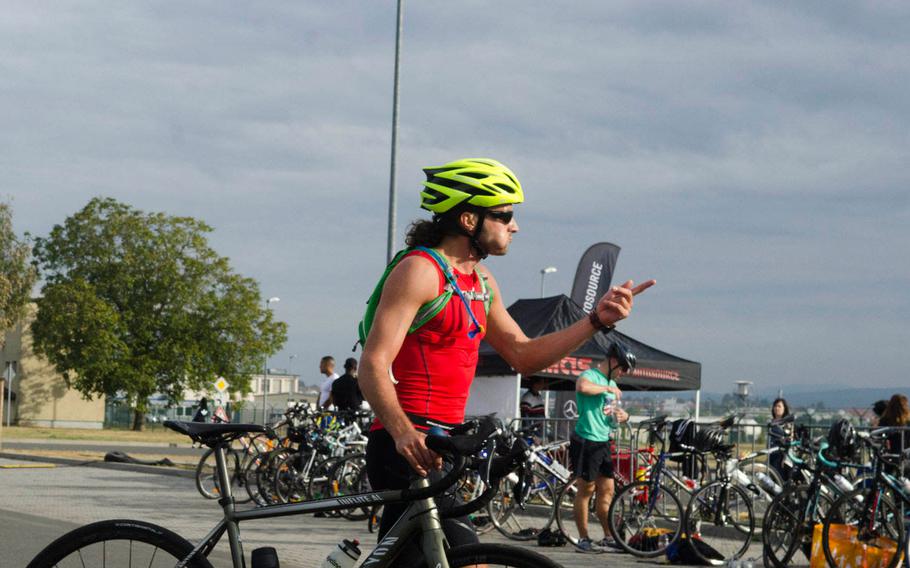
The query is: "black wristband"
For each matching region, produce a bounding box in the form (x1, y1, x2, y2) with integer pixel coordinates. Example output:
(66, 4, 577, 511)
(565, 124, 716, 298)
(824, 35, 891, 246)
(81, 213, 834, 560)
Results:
(588, 310, 616, 333)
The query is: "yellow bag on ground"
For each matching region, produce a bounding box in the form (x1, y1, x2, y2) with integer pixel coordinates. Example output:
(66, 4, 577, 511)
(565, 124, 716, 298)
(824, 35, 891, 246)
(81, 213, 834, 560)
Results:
(810, 523, 903, 568)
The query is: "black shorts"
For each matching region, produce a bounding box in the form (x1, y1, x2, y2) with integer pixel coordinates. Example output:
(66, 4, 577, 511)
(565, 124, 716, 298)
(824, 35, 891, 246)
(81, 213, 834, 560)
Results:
(569, 433, 614, 482)
(366, 429, 478, 567)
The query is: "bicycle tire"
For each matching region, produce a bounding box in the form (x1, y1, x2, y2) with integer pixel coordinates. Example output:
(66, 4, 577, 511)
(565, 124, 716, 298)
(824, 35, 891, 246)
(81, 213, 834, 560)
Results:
(307, 456, 344, 516)
(194, 447, 242, 500)
(821, 488, 905, 568)
(607, 480, 684, 558)
(26, 519, 214, 568)
(760, 483, 833, 568)
(274, 449, 315, 504)
(738, 460, 780, 535)
(255, 447, 292, 505)
(327, 453, 371, 521)
(553, 478, 582, 545)
(489, 469, 556, 541)
(421, 542, 564, 568)
(685, 480, 754, 564)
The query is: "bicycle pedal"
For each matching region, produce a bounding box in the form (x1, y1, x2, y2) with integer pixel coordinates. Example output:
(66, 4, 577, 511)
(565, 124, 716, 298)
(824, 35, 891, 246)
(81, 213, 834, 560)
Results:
(251, 546, 280, 568)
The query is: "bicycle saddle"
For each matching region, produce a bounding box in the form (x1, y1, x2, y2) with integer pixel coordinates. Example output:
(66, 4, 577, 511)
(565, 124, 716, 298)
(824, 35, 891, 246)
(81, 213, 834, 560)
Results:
(164, 420, 266, 446)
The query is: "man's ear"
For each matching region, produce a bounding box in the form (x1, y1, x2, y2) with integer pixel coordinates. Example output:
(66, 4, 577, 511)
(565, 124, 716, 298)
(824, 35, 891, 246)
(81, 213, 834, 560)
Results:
(459, 210, 479, 233)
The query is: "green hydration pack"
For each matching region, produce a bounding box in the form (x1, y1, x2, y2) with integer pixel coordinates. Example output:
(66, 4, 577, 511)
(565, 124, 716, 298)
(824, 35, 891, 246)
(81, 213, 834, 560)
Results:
(357, 247, 493, 349)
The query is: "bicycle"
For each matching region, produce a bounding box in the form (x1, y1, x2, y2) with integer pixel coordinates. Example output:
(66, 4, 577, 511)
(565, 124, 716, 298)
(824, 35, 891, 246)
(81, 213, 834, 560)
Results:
(553, 437, 651, 546)
(604, 415, 702, 557)
(488, 434, 568, 540)
(761, 425, 865, 568)
(682, 430, 757, 564)
(195, 429, 275, 503)
(821, 429, 910, 568)
(27, 417, 566, 568)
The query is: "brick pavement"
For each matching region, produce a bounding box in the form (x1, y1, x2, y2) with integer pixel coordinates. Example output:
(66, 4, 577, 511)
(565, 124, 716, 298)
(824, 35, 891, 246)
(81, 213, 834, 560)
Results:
(0, 457, 768, 567)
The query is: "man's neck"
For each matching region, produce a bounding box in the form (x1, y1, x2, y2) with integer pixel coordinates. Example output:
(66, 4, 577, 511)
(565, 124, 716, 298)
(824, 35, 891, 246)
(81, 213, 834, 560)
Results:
(435, 235, 481, 273)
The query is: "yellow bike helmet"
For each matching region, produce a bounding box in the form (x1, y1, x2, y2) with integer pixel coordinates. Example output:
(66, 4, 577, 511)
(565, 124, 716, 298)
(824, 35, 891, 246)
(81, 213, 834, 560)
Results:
(420, 158, 524, 213)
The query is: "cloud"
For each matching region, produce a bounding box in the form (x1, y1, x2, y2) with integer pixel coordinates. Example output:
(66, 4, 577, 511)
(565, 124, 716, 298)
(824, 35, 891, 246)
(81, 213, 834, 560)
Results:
(3, 1, 909, 392)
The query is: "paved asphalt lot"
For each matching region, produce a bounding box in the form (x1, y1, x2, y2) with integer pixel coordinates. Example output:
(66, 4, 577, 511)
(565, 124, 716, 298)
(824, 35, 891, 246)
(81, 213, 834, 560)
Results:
(0, 455, 772, 568)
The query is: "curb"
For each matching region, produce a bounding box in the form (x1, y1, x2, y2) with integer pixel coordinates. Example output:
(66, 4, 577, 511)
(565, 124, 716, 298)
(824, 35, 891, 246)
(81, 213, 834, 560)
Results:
(0, 451, 195, 479)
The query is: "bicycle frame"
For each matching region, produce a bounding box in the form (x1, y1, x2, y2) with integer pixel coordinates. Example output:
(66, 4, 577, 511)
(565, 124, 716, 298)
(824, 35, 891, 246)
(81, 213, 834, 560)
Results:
(178, 443, 453, 568)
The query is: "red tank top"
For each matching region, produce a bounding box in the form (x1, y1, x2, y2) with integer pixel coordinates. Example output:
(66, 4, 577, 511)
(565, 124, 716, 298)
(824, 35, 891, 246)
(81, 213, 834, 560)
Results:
(373, 250, 488, 431)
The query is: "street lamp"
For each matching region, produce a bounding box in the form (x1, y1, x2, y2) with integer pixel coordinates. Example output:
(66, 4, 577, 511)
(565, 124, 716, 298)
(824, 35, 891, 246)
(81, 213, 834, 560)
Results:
(539, 266, 557, 298)
(262, 297, 280, 424)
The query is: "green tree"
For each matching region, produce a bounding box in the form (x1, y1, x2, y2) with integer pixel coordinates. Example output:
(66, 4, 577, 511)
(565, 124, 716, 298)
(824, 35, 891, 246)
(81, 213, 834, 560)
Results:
(0, 202, 37, 333)
(31, 198, 287, 429)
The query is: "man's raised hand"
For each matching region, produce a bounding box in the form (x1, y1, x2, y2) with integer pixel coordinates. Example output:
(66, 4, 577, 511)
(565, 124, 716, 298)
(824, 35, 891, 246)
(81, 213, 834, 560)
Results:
(596, 279, 656, 327)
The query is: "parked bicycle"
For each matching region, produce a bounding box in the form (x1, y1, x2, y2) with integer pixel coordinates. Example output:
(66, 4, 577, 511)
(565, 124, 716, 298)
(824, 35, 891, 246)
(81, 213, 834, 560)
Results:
(821, 427, 910, 568)
(27, 417, 566, 568)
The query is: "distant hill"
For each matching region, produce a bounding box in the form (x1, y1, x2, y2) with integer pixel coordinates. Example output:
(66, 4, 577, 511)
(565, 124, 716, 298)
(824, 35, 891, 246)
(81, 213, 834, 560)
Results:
(621, 385, 909, 410)
(761, 387, 910, 410)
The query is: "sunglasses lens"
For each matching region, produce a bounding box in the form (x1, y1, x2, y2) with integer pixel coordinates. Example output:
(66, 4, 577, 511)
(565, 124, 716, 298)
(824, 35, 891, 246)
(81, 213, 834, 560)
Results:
(490, 211, 513, 223)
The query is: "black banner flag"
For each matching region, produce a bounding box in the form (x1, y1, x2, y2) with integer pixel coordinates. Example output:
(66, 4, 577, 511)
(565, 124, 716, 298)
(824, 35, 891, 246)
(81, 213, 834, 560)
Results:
(570, 242, 621, 313)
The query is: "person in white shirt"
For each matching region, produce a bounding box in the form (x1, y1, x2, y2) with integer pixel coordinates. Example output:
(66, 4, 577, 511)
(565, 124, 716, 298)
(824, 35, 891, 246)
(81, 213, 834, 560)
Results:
(317, 356, 339, 409)
(520, 377, 547, 437)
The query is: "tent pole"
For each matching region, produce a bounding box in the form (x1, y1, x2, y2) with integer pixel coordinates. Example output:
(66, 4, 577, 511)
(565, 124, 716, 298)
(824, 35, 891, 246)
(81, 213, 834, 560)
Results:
(694, 389, 701, 423)
(514, 373, 522, 428)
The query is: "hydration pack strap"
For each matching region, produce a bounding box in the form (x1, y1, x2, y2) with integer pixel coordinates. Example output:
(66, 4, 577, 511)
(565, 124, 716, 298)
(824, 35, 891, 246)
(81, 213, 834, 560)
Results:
(414, 246, 486, 339)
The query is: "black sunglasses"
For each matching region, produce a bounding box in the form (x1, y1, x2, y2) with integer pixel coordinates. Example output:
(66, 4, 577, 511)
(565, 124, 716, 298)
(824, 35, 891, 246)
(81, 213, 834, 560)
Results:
(486, 210, 514, 224)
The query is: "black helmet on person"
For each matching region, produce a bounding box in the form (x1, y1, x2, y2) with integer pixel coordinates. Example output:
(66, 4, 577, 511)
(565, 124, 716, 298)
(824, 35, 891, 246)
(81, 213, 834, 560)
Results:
(607, 341, 636, 373)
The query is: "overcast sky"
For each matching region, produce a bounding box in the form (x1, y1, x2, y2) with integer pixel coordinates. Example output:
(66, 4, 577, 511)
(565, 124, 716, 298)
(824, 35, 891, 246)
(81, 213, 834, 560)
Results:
(3, 2, 908, 394)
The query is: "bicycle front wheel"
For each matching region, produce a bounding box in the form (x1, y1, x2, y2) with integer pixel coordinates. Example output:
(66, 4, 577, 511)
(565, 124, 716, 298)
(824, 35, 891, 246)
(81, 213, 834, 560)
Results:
(761, 483, 833, 568)
(194, 448, 242, 500)
(26, 519, 214, 568)
(607, 480, 684, 558)
(822, 488, 905, 568)
(685, 481, 754, 564)
(488, 469, 556, 540)
(429, 542, 564, 568)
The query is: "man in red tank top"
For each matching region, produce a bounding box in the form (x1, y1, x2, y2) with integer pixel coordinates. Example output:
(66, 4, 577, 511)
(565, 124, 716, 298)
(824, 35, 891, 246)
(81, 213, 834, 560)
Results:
(359, 158, 655, 558)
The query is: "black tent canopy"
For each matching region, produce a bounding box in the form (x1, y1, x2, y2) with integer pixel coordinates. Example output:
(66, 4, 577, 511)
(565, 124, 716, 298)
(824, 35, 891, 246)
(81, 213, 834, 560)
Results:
(476, 295, 701, 392)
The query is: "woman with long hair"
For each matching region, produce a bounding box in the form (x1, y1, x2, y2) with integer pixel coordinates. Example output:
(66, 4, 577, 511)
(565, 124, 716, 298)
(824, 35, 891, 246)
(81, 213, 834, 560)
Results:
(768, 397, 793, 479)
(879, 394, 910, 458)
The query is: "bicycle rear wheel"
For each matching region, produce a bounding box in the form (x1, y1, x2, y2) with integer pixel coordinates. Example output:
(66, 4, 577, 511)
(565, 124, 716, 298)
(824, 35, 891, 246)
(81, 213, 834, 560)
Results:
(194, 447, 242, 500)
(607, 480, 684, 558)
(488, 469, 556, 540)
(26, 519, 213, 568)
(822, 488, 905, 568)
(328, 453, 371, 520)
(685, 480, 754, 563)
(420, 542, 563, 567)
(761, 484, 833, 568)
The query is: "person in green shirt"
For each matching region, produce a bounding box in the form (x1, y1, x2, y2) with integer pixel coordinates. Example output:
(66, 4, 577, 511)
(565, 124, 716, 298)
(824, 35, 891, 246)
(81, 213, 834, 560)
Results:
(570, 342, 635, 553)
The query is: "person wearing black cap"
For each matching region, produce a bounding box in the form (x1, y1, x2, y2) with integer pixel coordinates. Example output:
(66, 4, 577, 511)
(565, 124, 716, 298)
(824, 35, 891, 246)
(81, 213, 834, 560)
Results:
(330, 358, 363, 412)
(871, 399, 888, 427)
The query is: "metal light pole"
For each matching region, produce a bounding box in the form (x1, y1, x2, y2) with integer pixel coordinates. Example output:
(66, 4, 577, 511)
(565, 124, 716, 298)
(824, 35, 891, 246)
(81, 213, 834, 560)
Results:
(262, 297, 280, 424)
(539, 266, 557, 298)
(386, 0, 404, 263)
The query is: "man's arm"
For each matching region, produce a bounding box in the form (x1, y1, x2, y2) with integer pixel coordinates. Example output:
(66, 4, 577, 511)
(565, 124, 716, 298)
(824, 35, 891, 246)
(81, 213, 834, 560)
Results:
(576, 377, 622, 398)
(321, 393, 334, 410)
(358, 256, 442, 477)
(481, 266, 655, 376)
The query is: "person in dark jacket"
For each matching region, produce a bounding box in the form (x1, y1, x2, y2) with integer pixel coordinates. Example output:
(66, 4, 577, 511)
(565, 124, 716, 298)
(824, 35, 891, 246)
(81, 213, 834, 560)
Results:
(192, 397, 210, 423)
(767, 397, 793, 479)
(330, 358, 363, 412)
